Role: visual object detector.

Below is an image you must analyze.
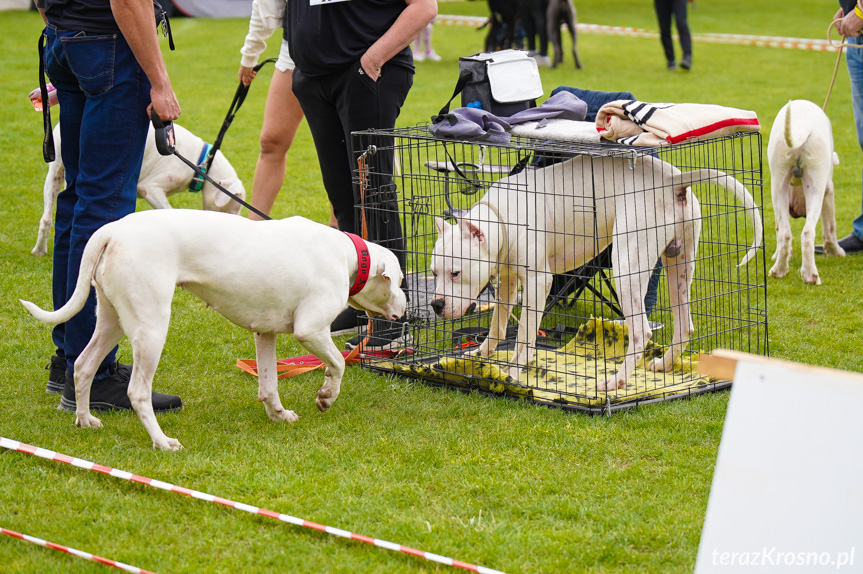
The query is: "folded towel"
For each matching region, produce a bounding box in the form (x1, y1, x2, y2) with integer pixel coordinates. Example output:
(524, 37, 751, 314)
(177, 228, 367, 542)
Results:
(510, 119, 601, 143)
(596, 100, 761, 146)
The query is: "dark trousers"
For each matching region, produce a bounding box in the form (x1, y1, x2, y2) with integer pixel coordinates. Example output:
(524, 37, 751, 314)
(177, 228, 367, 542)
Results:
(520, 0, 549, 56)
(654, 0, 691, 62)
(292, 63, 412, 271)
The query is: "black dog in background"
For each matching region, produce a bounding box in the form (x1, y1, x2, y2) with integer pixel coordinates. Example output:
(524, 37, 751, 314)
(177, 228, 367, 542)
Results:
(547, 0, 582, 68)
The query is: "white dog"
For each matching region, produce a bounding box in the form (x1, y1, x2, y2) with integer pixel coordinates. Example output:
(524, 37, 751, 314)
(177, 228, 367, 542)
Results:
(430, 154, 762, 391)
(767, 99, 844, 285)
(32, 123, 246, 256)
(21, 210, 406, 451)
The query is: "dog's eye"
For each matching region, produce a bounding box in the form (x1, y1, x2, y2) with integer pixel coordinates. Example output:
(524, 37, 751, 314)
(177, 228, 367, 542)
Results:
(450, 271, 460, 280)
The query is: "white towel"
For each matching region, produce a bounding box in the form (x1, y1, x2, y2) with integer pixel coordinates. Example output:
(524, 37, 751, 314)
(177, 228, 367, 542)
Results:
(509, 119, 601, 143)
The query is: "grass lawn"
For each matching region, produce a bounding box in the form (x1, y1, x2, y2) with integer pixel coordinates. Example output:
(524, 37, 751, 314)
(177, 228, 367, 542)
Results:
(0, 1, 860, 572)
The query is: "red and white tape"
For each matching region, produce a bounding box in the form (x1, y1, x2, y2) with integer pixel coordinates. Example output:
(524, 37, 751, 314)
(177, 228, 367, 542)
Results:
(0, 437, 506, 574)
(0, 526, 157, 574)
(435, 15, 839, 52)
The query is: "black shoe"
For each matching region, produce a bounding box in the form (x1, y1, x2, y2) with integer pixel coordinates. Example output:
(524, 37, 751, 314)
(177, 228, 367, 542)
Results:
(815, 233, 863, 254)
(680, 56, 691, 70)
(330, 307, 363, 336)
(345, 317, 413, 351)
(45, 355, 66, 394)
(667, 60, 677, 70)
(59, 362, 182, 413)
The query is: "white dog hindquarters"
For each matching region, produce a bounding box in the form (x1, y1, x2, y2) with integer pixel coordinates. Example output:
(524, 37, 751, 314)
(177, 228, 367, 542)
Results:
(358, 126, 766, 413)
(767, 99, 843, 285)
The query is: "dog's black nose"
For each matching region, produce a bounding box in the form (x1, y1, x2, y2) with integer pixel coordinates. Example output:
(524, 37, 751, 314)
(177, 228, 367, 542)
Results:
(465, 302, 477, 315)
(430, 298, 445, 316)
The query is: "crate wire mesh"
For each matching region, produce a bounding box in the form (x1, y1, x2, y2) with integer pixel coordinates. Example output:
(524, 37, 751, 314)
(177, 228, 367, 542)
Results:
(353, 126, 766, 413)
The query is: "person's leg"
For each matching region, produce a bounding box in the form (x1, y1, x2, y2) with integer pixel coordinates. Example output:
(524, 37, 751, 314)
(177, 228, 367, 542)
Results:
(654, 0, 675, 66)
(672, 0, 692, 67)
(51, 32, 149, 374)
(248, 64, 304, 220)
(847, 36, 863, 241)
(535, 0, 549, 58)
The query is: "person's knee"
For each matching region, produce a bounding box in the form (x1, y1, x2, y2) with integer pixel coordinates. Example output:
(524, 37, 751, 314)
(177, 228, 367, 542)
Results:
(259, 129, 294, 157)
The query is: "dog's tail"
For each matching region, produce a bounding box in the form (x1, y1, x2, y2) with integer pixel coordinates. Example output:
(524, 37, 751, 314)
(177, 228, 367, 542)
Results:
(783, 100, 796, 150)
(20, 229, 111, 325)
(670, 168, 764, 267)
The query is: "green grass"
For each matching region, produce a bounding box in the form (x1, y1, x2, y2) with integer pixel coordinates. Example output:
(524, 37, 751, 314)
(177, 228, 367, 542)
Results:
(1, 1, 862, 572)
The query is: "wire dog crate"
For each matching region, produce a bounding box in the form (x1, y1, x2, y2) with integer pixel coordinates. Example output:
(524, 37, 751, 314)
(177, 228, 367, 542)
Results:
(353, 126, 766, 414)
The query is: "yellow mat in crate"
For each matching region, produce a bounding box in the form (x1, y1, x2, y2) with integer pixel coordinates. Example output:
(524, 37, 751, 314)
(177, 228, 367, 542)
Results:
(374, 317, 723, 407)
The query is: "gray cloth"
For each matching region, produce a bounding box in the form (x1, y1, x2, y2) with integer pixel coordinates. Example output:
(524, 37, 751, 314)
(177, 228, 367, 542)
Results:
(501, 90, 588, 125)
(429, 107, 512, 144)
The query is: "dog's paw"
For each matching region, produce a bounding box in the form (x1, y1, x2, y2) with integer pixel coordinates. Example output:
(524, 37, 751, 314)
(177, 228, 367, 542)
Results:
(768, 264, 787, 279)
(153, 437, 183, 452)
(826, 243, 846, 257)
(75, 413, 102, 429)
(269, 408, 299, 423)
(316, 389, 339, 412)
(801, 269, 821, 285)
(597, 377, 624, 392)
(646, 357, 671, 373)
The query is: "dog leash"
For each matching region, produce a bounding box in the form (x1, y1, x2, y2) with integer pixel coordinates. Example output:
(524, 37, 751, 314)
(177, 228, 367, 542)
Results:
(192, 57, 278, 189)
(824, 18, 863, 110)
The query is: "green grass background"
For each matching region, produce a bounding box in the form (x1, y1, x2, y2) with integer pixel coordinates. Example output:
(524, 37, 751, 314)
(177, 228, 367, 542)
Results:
(0, 1, 861, 572)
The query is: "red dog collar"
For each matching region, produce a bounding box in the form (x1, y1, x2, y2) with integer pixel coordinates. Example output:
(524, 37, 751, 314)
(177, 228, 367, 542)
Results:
(345, 232, 371, 296)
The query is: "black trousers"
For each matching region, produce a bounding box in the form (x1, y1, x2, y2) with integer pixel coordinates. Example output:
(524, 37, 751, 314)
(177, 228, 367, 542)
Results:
(292, 62, 413, 271)
(654, 0, 691, 62)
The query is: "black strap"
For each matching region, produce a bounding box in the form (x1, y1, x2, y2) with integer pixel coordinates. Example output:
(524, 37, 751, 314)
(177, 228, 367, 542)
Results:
(435, 69, 472, 118)
(38, 29, 55, 163)
(202, 57, 277, 176)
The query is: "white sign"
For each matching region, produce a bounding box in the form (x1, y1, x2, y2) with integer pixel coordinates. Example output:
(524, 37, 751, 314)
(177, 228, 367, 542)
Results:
(695, 356, 863, 573)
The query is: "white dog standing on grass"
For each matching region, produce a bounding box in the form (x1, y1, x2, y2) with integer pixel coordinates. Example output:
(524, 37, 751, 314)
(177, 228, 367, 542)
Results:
(32, 123, 246, 256)
(21, 210, 406, 451)
(768, 99, 844, 285)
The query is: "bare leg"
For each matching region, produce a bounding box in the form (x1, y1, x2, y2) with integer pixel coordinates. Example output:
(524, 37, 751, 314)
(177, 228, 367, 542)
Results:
(248, 68, 304, 220)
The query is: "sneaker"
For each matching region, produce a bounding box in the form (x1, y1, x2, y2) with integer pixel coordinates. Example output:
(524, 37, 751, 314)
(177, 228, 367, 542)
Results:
(331, 307, 364, 336)
(667, 60, 677, 70)
(425, 50, 442, 62)
(533, 54, 551, 67)
(680, 56, 692, 70)
(413, 51, 425, 62)
(815, 232, 863, 254)
(59, 362, 183, 413)
(45, 355, 66, 394)
(344, 317, 412, 351)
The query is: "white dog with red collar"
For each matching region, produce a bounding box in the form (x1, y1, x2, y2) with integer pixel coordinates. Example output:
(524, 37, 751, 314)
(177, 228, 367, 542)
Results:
(21, 209, 406, 451)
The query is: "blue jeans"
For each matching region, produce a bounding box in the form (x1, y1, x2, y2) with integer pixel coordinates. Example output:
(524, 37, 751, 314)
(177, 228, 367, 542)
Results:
(44, 24, 150, 375)
(847, 35, 863, 240)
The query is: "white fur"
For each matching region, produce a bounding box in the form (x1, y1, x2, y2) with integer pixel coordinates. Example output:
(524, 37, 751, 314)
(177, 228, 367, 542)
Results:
(21, 210, 406, 451)
(767, 99, 844, 285)
(32, 123, 246, 256)
(430, 154, 762, 392)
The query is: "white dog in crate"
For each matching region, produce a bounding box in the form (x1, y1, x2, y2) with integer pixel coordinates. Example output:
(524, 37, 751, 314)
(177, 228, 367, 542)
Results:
(430, 153, 763, 391)
(767, 99, 844, 285)
(32, 122, 246, 256)
(20, 210, 406, 450)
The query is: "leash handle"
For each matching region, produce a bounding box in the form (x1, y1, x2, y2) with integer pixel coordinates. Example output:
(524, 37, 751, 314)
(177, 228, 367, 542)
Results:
(150, 110, 176, 156)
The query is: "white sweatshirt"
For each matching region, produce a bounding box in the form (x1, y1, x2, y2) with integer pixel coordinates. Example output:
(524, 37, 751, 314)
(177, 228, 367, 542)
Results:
(239, 0, 286, 68)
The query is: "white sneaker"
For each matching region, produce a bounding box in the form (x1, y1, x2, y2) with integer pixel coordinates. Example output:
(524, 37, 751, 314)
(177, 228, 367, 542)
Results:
(533, 54, 551, 67)
(426, 50, 442, 62)
(414, 51, 425, 62)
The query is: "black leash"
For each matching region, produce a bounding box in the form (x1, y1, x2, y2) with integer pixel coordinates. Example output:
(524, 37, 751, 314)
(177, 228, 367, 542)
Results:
(150, 110, 272, 220)
(193, 57, 278, 187)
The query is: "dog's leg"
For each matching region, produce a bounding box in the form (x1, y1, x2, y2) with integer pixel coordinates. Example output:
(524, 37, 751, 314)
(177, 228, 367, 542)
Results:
(253, 331, 300, 421)
(821, 177, 846, 257)
(648, 214, 700, 374)
(507, 269, 552, 379)
(547, 0, 563, 68)
(33, 158, 64, 256)
(567, 2, 582, 69)
(291, 325, 347, 413)
(598, 230, 664, 391)
(799, 172, 830, 285)
(768, 171, 793, 279)
(471, 273, 518, 359)
(72, 294, 125, 432)
(139, 187, 173, 210)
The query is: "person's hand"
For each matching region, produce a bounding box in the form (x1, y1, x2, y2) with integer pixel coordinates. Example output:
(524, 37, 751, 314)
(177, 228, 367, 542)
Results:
(360, 52, 382, 82)
(148, 85, 180, 122)
(239, 65, 256, 86)
(839, 6, 863, 37)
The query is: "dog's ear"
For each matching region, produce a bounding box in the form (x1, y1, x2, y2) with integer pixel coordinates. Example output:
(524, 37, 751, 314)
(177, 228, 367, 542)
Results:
(377, 256, 401, 284)
(434, 216, 450, 236)
(460, 219, 486, 245)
